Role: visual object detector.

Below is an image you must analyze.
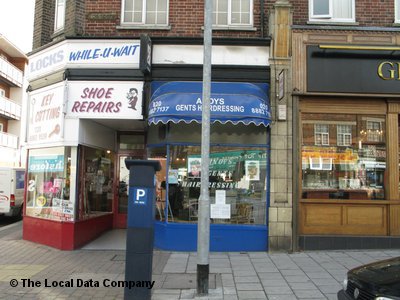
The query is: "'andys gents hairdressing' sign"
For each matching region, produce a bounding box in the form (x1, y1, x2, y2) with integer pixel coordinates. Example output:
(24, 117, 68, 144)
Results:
(307, 45, 400, 94)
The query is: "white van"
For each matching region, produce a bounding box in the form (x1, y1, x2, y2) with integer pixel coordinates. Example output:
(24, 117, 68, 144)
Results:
(0, 167, 25, 218)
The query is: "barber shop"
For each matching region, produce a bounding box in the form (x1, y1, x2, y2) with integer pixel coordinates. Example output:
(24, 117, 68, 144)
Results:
(23, 38, 272, 251)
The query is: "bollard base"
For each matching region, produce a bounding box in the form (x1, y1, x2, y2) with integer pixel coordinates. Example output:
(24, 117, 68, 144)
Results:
(196, 264, 209, 295)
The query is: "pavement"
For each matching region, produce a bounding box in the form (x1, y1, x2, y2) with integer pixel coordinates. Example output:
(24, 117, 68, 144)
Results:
(0, 221, 400, 300)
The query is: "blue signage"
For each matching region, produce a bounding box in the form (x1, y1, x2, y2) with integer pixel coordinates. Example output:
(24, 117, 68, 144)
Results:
(28, 155, 65, 173)
(148, 81, 271, 126)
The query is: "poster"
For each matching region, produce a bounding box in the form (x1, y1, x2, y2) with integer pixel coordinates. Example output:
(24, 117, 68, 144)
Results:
(188, 157, 201, 177)
(211, 204, 231, 219)
(245, 160, 260, 181)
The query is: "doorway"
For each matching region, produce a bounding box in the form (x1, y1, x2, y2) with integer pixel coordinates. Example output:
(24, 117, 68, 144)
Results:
(114, 133, 145, 228)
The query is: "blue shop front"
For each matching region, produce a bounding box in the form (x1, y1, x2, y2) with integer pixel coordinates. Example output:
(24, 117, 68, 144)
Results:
(146, 81, 271, 251)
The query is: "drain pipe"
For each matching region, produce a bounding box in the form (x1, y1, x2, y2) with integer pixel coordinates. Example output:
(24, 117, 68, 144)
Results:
(260, 0, 265, 38)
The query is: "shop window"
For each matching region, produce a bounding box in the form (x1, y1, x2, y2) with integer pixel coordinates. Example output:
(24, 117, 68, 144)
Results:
(314, 124, 329, 146)
(78, 146, 114, 220)
(337, 124, 352, 146)
(26, 147, 73, 221)
(302, 113, 386, 200)
(309, 0, 355, 23)
(213, 0, 253, 27)
(54, 0, 65, 32)
(149, 145, 268, 225)
(121, 0, 168, 26)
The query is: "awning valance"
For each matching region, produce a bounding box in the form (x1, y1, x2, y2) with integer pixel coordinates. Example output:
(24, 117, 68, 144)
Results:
(148, 81, 271, 126)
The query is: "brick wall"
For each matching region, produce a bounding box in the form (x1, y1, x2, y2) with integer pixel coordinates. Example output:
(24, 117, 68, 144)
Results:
(33, 0, 272, 49)
(32, 0, 54, 49)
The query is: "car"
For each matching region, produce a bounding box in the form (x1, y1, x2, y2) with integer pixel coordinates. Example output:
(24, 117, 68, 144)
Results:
(337, 256, 400, 300)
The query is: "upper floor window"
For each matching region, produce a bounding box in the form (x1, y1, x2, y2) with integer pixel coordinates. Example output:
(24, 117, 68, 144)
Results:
(309, 0, 355, 23)
(396, 0, 400, 23)
(314, 124, 329, 146)
(54, 0, 66, 32)
(337, 124, 352, 146)
(122, 0, 168, 25)
(213, 0, 253, 27)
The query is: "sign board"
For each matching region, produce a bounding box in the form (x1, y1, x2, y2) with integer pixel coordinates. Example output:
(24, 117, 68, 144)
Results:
(307, 45, 400, 94)
(67, 81, 143, 119)
(28, 40, 141, 80)
(28, 82, 65, 144)
(133, 188, 148, 205)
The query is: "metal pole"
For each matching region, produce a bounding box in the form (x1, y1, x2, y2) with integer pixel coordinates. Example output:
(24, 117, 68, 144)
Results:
(197, 0, 212, 295)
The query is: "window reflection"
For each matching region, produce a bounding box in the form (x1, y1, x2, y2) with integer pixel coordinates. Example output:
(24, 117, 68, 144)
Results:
(302, 114, 386, 200)
(149, 145, 268, 225)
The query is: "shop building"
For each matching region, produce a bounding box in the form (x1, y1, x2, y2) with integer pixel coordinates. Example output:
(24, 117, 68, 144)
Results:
(0, 34, 28, 167)
(291, 0, 400, 249)
(25, 0, 294, 251)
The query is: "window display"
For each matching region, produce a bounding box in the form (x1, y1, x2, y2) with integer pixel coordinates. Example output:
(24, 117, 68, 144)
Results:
(302, 113, 386, 200)
(149, 145, 268, 225)
(78, 146, 114, 220)
(26, 147, 73, 221)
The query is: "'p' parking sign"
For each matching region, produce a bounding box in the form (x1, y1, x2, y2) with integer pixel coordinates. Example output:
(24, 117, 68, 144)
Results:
(133, 188, 148, 205)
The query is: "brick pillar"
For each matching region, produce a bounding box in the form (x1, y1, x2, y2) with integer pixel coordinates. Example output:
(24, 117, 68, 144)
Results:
(32, 0, 55, 50)
(268, 0, 293, 251)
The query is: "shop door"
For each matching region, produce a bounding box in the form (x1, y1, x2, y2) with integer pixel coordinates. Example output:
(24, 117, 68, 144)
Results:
(114, 154, 143, 228)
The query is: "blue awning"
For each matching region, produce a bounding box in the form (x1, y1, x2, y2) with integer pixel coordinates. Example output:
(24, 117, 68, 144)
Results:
(148, 81, 271, 127)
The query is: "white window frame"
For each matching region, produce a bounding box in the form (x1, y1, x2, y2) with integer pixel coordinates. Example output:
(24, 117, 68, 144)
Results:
(366, 120, 384, 142)
(309, 0, 355, 23)
(54, 0, 66, 32)
(314, 124, 329, 146)
(121, 0, 169, 26)
(213, 0, 253, 28)
(337, 124, 352, 146)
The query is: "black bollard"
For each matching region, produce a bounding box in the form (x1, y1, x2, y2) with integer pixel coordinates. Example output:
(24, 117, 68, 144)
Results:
(124, 159, 161, 300)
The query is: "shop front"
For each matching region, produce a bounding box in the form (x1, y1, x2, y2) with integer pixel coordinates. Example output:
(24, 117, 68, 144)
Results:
(292, 33, 400, 249)
(24, 38, 146, 249)
(147, 81, 271, 251)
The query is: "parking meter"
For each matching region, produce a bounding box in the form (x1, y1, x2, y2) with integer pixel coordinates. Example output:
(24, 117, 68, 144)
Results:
(124, 159, 161, 300)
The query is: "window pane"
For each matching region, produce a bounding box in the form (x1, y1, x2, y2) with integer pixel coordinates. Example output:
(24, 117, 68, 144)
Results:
(333, 0, 352, 19)
(232, 0, 240, 11)
(26, 147, 74, 222)
(155, 145, 268, 225)
(146, 12, 156, 23)
(147, 0, 156, 11)
(134, 0, 143, 11)
(134, 12, 142, 22)
(125, 0, 133, 11)
(313, 0, 330, 15)
(218, 0, 228, 11)
(158, 0, 167, 11)
(241, 13, 250, 24)
(157, 12, 167, 24)
(231, 13, 240, 23)
(302, 113, 386, 200)
(124, 12, 132, 22)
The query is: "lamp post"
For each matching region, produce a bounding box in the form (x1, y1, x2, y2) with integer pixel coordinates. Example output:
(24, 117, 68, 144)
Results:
(197, 0, 212, 295)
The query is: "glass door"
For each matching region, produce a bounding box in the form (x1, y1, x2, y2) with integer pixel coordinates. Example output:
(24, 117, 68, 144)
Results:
(114, 133, 145, 228)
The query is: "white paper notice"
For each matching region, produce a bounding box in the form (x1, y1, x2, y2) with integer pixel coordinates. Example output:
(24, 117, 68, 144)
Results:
(215, 190, 226, 204)
(211, 204, 231, 219)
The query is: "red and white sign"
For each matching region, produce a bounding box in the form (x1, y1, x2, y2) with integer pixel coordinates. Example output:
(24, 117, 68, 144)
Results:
(28, 82, 65, 144)
(67, 81, 143, 119)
